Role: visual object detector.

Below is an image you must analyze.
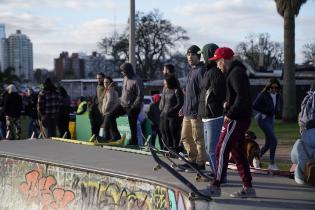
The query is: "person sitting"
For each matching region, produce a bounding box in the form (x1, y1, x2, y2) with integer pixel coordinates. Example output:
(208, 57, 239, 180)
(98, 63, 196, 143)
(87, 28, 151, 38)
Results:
(291, 119, 315, 184)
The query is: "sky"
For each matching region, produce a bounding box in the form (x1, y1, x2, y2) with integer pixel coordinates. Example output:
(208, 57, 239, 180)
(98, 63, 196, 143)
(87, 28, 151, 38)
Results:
(0, 0, 314, 70)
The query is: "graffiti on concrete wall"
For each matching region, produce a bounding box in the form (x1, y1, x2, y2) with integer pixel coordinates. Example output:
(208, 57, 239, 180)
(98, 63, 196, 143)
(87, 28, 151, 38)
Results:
(0, 156, 192, 210)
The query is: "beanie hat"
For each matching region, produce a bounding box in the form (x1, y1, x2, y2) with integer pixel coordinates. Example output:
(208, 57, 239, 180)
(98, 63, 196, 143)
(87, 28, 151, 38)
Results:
(187, 45, 201, 58)
(202, 43, 219, 61)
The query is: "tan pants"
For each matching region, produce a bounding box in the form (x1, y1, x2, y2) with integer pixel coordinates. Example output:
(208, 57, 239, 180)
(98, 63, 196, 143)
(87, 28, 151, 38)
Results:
(180, 117, 207, 165)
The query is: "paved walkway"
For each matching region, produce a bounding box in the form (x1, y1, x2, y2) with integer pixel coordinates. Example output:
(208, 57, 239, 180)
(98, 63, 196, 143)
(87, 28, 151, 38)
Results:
(1, 139, 314, 210)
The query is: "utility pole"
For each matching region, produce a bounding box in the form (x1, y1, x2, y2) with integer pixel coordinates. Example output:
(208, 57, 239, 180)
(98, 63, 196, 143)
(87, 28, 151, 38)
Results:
(129, 0, 136, 71)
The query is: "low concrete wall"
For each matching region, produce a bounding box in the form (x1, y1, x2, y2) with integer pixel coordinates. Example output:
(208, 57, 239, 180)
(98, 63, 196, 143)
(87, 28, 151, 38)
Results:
(0, 155, 196, 210)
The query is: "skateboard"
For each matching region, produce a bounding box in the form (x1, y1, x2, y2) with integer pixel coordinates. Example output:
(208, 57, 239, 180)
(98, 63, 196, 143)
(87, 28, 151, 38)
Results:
(160, 137, 213, 182)
(149, 145, 212, 201)
(228, 163, 291, 177)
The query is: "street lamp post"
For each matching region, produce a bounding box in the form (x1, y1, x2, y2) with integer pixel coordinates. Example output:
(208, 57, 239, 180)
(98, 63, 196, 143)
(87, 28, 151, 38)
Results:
(129, 0, 136, 71)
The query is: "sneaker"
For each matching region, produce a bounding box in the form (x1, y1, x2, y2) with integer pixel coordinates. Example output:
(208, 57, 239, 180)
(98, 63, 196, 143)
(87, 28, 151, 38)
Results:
(268, 163, 279, 171)
(209, 185, 221, 197)
(253, 158, 261, 168)
(230, 187, 256, 198)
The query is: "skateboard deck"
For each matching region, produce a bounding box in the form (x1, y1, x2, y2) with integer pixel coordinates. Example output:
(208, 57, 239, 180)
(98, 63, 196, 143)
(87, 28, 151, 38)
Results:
(149, 145, 212, 201)
(160, 137, 213, 181)
(228, 163, 291, 177)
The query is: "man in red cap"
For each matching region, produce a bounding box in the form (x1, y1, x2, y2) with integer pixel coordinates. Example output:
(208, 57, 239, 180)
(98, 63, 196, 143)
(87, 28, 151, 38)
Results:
(208, 47, 256, 198)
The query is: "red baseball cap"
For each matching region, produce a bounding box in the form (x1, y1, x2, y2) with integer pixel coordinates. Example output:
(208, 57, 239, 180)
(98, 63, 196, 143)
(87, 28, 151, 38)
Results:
(209, 47, 234, 61)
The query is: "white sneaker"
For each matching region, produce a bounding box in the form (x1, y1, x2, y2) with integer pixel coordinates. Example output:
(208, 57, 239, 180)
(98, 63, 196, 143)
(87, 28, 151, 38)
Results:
(268, 163, 279, 171)
(253, 158, 261, 168)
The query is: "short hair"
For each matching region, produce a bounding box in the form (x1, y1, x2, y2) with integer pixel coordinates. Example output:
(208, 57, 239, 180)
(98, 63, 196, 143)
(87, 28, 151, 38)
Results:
(164, 64, 175, 74)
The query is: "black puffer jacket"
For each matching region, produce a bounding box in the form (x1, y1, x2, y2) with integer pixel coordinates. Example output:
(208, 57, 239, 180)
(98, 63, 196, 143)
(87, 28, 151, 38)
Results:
(224, 60, 252, 120)
(198, 63, 226, 119)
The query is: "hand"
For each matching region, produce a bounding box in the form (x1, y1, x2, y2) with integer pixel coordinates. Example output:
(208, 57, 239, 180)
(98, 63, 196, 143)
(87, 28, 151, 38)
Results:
(224, 116, 231, 123)
(178, 109, 183, 117)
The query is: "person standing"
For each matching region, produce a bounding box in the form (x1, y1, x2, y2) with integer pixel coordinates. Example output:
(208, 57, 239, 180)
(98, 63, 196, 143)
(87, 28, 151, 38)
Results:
(198, 43, 226, 178)
(147, 94, 162, 147)
(159, 75, 184, 150)
(58, 86, 71, 138)
(209, 47, 256, 198)
(24, 87, 39, 138)
(100, 76, 120, 142)
(37, 78, 61, 138)
(253, 78, 281, 170)
(95, 72, 105, 135)
(3, 84, 22, 140)
(110, 63, 144, 145)
(179, 45, 207, 170)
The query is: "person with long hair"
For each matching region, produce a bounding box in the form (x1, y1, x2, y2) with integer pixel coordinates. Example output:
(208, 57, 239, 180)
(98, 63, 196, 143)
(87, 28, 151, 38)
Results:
(99, 76, 120, 142)
(253, 78, 281, 170)
(159, 74, 184, 150)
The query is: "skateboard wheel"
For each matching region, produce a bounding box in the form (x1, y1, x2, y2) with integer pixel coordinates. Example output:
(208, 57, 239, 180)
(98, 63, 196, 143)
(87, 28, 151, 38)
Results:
(195, 175, 201, 181)
(171, 163, 177, 168)
(188, 192, 195, 200)
(154, 165, 161, 171)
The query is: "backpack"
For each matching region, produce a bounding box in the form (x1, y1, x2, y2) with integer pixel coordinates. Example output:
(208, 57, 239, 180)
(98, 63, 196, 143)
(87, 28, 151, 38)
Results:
(301, 141, 315, 185)
(299, 91, 315, 126)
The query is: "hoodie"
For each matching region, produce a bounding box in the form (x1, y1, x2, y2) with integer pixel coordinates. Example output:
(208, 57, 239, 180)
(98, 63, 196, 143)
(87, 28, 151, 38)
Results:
(291, 128, 315, 184)
(120, 63, 144, 109)
(224, 60, 252, 120)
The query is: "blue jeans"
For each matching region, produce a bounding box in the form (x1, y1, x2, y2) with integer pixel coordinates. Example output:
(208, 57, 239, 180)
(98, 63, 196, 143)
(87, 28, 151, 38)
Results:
(203, 117, 223, 172)
(257, 115, 278, 163)
(28, 118, 38, 138)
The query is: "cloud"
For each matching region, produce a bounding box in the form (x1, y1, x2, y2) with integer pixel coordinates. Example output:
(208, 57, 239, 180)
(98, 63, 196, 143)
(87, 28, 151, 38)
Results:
(70, 18, 126, 42)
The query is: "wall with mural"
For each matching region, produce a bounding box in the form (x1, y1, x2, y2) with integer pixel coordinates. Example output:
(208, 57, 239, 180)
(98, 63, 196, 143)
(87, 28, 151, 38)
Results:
(0, 155, 194, 210)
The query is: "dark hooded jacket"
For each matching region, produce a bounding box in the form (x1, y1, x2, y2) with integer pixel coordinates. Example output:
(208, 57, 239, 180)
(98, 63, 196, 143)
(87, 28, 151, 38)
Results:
(224, 60, 252, 120)
(120, 63, 144, 109)
(198, 62, 226, 119)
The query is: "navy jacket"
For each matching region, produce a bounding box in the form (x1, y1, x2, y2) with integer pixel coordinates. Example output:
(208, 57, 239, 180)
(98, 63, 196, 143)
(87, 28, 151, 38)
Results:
(182, 62, 205, 118)
(253, 91, 281, 117)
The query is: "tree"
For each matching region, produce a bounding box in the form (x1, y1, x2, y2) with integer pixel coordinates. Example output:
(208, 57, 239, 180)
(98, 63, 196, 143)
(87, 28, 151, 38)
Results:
(274, 0, 307, 121)
(302, 40, 315, 64)
(0, 67, 20, 84)
(235, 33, 283, 71)
(33, 68, 43, 84)
(98, 9, 189, 79)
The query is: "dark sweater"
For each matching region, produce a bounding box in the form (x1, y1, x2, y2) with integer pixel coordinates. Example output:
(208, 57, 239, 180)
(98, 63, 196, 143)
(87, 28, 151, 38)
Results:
(224, 60, 252, 120)
(3, 92, 22, 118)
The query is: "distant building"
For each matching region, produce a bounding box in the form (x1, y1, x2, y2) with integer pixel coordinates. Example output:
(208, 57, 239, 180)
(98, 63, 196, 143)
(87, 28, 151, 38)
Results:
(54, 52, 84, 79)
(0, 28, 33, 80)
(0, 24, 7, 71)
(82, 51, 122, 79)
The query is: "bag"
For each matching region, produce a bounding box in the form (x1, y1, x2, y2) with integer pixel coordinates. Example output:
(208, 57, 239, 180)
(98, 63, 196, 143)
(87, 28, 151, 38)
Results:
(299, 91, 315, 126)
(304, 159, 315, 185)
(301, 141, 315, 185)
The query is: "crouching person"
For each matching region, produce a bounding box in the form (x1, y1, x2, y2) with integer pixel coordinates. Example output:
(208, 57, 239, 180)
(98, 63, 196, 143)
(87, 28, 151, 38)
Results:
(291, 120, 315, 185)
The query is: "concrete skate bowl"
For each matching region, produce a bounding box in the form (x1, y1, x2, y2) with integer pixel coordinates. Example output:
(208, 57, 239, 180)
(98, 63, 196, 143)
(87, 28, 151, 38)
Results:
(0, 154, 201, 210)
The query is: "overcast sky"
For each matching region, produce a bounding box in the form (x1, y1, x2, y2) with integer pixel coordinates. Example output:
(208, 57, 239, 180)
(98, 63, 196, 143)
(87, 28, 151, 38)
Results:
(1, 0, 314, 70)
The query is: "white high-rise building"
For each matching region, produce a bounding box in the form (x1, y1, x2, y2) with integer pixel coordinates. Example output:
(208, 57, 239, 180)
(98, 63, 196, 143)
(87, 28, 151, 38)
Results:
(7, 30, 33, 80)
(0, 24, 7, 71)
